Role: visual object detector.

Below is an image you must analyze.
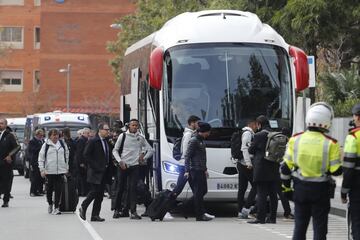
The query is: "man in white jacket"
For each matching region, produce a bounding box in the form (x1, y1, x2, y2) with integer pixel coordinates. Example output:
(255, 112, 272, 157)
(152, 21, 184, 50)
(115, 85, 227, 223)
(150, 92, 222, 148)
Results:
(112, 119, 153, 219)
(237, 119, 257, 219)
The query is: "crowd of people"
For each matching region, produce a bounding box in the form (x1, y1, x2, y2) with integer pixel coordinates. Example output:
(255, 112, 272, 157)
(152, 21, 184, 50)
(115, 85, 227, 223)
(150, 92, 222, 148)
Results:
(0, 101, 360, 239)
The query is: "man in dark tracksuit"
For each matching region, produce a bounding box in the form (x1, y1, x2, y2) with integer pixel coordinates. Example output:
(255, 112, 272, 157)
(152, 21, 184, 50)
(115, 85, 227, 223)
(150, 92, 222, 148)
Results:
(28, 129, 45, 196)
(247, 115, 278, 224)
(0, 118, 20, 207)
(184, 122, 213, 221)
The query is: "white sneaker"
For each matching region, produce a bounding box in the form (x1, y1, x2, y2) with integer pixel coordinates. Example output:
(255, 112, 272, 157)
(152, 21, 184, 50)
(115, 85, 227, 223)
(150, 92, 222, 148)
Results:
(48, 204, 53, 214)
(164, 212, 174, 220)
(204, 213, 215, 219)
(52, 208, 61, 215)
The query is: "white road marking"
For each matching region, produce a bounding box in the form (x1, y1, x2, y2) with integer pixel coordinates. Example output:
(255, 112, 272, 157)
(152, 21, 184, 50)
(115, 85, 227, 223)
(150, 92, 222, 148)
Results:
(76, 209, 104, 240)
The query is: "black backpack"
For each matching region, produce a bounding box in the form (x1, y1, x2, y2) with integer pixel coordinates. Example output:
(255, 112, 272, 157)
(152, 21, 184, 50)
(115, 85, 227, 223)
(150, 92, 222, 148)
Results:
(230, 129, 245, 160)
(264, 131, 288, 163)
(172, 136, 183, 161)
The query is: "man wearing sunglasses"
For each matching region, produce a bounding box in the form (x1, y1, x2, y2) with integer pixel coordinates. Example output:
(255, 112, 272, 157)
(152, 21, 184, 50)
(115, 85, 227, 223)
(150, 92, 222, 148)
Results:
(79, 122, 114, 222)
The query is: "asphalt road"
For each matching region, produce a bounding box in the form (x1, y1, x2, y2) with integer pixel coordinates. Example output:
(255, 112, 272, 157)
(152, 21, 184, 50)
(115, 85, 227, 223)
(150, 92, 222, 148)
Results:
(0, 174, 349, 240)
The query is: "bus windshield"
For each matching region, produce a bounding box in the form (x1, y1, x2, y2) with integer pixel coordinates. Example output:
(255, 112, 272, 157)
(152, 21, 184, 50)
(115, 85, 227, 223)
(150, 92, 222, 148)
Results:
(163, 43, 293, 144)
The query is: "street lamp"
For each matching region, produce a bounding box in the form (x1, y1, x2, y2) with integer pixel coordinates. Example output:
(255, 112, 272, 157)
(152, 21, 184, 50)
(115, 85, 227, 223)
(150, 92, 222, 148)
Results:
(110, 23, 122, 29)
(59, 64, 71, 112)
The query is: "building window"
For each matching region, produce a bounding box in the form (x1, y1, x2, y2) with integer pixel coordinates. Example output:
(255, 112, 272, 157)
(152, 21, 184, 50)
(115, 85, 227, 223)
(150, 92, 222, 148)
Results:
(33, 70, 40, 92)
(34, 0, 40, 6)
(34, 27, 40, 49)
(0, 70, 23, 92)
(0, 0, 24, 5)
(0, 27, 23, 49)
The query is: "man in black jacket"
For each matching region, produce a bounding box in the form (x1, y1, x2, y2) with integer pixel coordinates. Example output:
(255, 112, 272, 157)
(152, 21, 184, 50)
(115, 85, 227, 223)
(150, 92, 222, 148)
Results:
(75, 128, 90, 196)
(247, 115, 278, 224)
(184, 122, 213, 221)
(79, 123, 114, 222)
(28, 128, 45, 196)
(0, 118, 20, 207)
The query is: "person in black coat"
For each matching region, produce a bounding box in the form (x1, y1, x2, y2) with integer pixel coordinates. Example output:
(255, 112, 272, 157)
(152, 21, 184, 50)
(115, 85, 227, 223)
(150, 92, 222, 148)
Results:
(75, 128, 90, 196)
(79, 123, 114, 222)
(0, 118, 20, 207)
(247, 115, 279, 224)
(28, 129, 45, 196)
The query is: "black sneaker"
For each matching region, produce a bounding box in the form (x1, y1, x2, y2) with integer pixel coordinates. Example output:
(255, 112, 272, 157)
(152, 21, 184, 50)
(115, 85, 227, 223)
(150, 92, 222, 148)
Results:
(196, 214, 213, 221)
(1, 202, 9, 208)
(130, 213, 142, 220)
(265, 217, 276, 224)
(113, 210, 121, 219)
(119, 211, 130, 218)
(284, 213, 294, 220)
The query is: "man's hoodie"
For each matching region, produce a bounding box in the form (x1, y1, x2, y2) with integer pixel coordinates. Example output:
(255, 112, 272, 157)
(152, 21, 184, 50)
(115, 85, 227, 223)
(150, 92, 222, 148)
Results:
(38, 139, 69, 175)
(112, 130, 153, 167)
(179, 127, 196, 166)
(240, 126, 255, 167)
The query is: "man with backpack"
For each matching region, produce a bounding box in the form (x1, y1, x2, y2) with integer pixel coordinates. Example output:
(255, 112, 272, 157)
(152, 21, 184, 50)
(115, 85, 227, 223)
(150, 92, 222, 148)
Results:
(112, 119, 153, 220)
(234, 119, 257, 219)
(247, 115, 279, 224)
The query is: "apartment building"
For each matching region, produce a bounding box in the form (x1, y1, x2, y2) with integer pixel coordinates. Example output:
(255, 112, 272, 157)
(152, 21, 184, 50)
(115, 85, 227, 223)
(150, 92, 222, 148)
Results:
(0, 0, 134, 117)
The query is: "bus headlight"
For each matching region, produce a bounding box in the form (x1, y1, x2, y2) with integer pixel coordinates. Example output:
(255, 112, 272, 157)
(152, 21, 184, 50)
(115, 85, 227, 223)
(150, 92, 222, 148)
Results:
(163, 162, 180, 175)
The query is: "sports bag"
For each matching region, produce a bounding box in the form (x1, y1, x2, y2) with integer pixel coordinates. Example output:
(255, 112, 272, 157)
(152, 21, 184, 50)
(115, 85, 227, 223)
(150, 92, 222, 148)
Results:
(264, 132, 288, 163)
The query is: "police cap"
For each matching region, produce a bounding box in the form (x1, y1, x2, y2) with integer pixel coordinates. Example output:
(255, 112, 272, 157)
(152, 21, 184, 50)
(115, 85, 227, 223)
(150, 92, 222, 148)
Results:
(352, 103, 360, 115)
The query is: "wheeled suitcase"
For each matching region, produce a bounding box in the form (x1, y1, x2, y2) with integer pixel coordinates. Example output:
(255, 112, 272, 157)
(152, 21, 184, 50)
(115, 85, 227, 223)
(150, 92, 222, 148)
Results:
(59, 175, 79, 212)
(146, 190, 176, 221)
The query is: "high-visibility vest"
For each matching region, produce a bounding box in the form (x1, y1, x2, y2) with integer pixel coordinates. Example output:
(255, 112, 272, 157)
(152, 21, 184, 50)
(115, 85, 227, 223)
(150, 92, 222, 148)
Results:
(282, 131, 341, 182)
(341, 127, 360, 195)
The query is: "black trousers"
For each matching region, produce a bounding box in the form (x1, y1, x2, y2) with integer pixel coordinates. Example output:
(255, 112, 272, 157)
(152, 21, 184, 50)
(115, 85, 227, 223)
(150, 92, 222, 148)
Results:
(256, 181, 278, 222)
(30, 166, 43, 194)
(293, 197, 330, 240)
(77, 167, 89, 196)
(292, 179, 331, 240)
(81, 182, 105, 217)
(349, 188, 360, 240)
(114, 165, 139, 213)
(237, 163, 256, 211)
(46, 174, 64, 208)
(189, 169, 207, 218)
(0, 166, 13, 203)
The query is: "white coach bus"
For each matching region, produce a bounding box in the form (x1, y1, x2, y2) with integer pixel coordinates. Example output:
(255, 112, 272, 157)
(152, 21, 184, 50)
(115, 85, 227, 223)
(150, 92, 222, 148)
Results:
(120, 10, 309, 201)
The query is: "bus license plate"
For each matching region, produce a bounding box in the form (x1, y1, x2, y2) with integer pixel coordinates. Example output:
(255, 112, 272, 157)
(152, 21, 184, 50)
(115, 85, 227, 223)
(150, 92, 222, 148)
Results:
(217, 183, 238, 190)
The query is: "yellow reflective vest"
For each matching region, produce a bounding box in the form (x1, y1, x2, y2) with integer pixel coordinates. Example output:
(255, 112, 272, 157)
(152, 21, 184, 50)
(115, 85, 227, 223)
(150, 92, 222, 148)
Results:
(341, 127, 360, 196)
(282, 131, 341, 182)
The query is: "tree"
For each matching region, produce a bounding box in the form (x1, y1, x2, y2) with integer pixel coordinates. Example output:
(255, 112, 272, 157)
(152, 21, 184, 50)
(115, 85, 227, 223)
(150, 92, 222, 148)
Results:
(108, 0, 359, 83)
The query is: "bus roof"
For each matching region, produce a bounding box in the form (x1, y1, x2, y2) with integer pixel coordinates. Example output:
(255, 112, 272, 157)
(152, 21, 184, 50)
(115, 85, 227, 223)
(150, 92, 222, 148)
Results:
(126, 10, 288, 55)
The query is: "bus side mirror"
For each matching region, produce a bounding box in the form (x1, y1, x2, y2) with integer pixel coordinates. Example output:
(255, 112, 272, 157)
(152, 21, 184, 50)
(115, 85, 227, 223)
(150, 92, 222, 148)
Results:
(149, 47, 163, 90)
(289, 46, 309, 92)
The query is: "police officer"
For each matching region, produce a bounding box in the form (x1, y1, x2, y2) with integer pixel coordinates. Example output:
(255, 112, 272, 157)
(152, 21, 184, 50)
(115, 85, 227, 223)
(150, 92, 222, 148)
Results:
(341, 103, 360, 240)
(280, 102, 342, 240)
